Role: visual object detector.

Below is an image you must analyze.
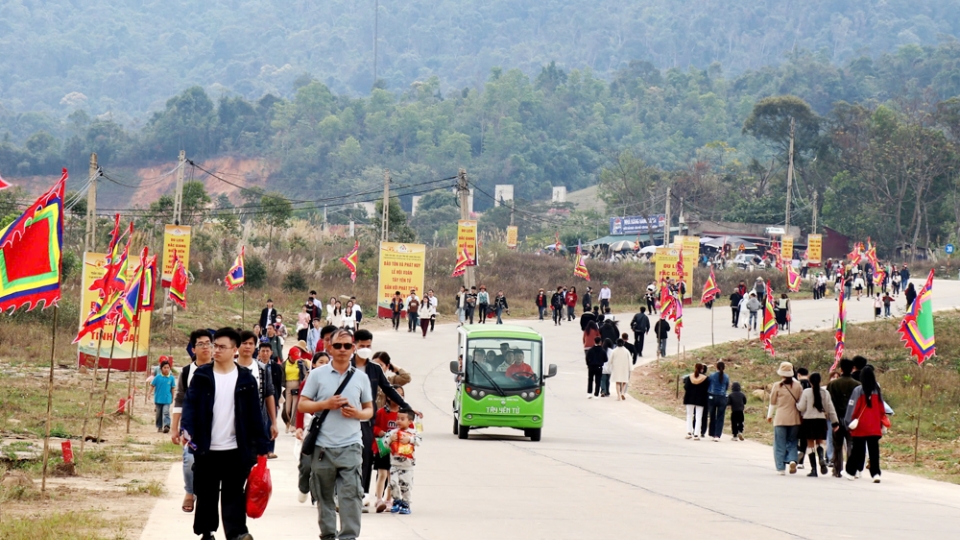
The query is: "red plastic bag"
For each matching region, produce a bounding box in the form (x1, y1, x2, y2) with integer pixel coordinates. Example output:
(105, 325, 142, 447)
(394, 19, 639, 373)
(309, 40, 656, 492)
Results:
(246, 455, 272, 518)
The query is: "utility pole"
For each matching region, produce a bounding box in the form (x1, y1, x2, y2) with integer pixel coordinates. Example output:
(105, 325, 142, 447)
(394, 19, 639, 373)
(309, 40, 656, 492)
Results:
(84, 152, 98, 253)
(172, 150, 186, 225)
(811, 190, 818, 234)
(678, 196, 685, 235)
(458, 169, 475, 288)
(381, 169, 391, 241)
(785, 117, 795, 232)
(663, 186, 671, 247)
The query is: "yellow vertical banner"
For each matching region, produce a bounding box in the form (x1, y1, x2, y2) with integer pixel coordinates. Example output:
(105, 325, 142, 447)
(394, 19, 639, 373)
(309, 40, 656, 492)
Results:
(161, 224, 192, 287)
(457, 219, 478, 264)
(376, 242, 426, 318)
(807, 234, 822, 266)
(506, 226, 518, 249)
(77, 252, 152, 372)
(781, 236, 794, 262)
(654, 247, 680, 285)
(671, 236, 699, 303)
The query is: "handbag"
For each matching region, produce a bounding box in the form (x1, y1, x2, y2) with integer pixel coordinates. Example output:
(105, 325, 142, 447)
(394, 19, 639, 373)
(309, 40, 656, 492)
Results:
(301, 368, 356, 456)
(847, 404, 865, 431)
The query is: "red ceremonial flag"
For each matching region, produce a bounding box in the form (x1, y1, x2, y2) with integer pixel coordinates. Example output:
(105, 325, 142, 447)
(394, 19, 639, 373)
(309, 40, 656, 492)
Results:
(700, 270, 721, 304)
(573, 240, 590, 281)
(225, 246, 245, 290)
(554, 232, 563, 252)
(831, 289, 847, 371)
(0, 172, 10, 191)
(89, 217, 132, 299)
(451, 246, 474, 278)
(339, 240, 359, 283)
(760, 281, 777, 356)
(169, 250, 188, 309)
(676, 248, 685, 282)
(787, 265, 802, 292)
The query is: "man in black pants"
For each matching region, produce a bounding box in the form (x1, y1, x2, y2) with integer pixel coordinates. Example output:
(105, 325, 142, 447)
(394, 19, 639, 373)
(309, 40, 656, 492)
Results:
(629, 307, 650, 361)
(585, 337, 606, 398)
(351, 329, 421, 512)
(182, 327, 268, 540)
(827, 358, 860, 477)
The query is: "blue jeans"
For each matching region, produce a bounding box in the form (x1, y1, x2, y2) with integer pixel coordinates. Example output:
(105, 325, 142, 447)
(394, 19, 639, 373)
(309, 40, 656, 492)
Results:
(748, 311, 757, 330)
(773, 425, 800, 471)
(408, 312, 419, 331)
(707, 394, 728, 438)
(538, 306, 546, 320)
(495, 307, 503, 324)
(155, 403, 170, 429)
(600, 374, 611, 396)
(658, 338, 667, 357)
(825, 418, 834, 458)
(182, 445, 195, 495)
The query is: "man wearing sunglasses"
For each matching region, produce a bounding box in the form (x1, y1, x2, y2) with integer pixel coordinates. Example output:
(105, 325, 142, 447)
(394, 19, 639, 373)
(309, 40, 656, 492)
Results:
(299, 329, 373, 540)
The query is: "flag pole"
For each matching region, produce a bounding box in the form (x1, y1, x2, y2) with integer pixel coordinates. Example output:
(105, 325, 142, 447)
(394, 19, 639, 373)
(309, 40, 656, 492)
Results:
(710, 304, 715, 347)
(78, 332, 105, 462)
(40, 306, 59, 496)
(914, 363, 925, 464)
(95, 327, 120, 446)
(126, 305, 144, 434)
(242, 285, 246, 328)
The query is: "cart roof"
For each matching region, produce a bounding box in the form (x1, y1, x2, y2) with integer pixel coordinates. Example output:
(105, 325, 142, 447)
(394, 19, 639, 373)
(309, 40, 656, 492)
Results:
(459, 324, 542, 341)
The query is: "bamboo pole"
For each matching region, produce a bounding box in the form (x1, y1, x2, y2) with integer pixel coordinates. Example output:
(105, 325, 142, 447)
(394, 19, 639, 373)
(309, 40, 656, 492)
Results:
(40, 306, 59, 495)
(78, 332, 105, 462)
(95, 331, 120, 445)
(710, 304, 715, 347)
(125, 321, 142, 434)
(914, 363, 925, 464)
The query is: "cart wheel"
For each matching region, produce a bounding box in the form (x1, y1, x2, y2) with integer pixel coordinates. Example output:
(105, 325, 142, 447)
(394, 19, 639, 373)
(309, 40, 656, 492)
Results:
(453, 417, 459, 435)
(458, 423, 470, 439)
(528, 428, 541, 442)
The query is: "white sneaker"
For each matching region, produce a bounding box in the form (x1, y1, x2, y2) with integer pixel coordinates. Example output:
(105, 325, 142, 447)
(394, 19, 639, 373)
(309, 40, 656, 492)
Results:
(693, 435, 700, 441)
(685, 433, 692, 439)
(842, 471, 857, 481)
(872, 476, 881, 484)
(298, 491, 308, 503)
(587, 394, 594, 399)
(778, 470, 786, 476)
(713, 437, 720, 442)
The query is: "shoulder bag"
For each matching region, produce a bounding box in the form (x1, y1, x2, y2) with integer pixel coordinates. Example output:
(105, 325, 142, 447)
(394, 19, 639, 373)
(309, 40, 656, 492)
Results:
(301, 368, 356, 456)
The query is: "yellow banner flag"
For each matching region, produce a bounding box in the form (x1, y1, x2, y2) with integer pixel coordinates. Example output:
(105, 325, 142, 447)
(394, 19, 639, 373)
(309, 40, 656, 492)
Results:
(161, 224, 191, 287)
(782, 236, 794, 262)
(457, 220, 478, 265)
(807, 234, 822, 265)
(506, 226, 518, 249)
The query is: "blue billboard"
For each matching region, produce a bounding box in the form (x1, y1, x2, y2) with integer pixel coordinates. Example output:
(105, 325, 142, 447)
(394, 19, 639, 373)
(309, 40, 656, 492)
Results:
(609, 214, 666, 235)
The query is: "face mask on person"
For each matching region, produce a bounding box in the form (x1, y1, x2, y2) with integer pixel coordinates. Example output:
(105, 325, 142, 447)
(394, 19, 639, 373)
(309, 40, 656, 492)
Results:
(355, 347, 373, 360)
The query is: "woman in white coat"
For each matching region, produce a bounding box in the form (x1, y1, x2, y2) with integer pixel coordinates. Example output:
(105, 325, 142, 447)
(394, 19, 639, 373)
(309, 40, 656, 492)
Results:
(609, 338, 633, 401)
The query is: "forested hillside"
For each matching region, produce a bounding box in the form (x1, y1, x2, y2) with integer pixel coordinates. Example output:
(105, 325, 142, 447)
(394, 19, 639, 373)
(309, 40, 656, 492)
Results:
(1, 0, 959, 119)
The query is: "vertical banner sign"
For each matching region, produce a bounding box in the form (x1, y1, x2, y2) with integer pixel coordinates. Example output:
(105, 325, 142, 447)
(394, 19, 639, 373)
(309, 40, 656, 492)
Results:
(672, 236, 699, 303)
(781, 236, 794, 262)
(807, 234, 822, 266)
(376, 242, 426, 318)
(506, 226, 519, 249)
(457, 220, 478, 265)
(654, 247, 680, 287)
(77, 253, 151, 371)
(161, 225, 192, 287)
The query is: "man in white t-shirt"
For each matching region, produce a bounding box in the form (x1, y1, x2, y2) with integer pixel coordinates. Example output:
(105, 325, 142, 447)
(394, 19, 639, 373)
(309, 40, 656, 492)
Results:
(599, 282, 612, 311)
(182, 328, 268, 540)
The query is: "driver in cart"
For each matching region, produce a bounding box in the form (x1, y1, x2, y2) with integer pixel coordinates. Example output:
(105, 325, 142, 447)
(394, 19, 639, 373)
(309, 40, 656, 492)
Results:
(505, 349, 534, 378)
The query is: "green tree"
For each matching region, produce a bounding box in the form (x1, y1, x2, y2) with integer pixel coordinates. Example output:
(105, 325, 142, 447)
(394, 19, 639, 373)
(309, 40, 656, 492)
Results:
(258, 192, 293, 245)
(374, 198, 416, 242)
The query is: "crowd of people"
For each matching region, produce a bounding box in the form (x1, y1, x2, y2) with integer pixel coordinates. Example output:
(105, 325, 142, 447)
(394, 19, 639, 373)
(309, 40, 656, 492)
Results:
(167, 295, 425, 540)
(680, 355, 890, 481)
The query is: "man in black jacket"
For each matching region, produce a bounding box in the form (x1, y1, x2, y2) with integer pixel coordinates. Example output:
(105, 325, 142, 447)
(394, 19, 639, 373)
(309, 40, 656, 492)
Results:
(630, 307, 650, 361)
(579, 306, 597, 331)
(600, 318, 619, 344)
(585, 337, 606, 398)
(654, 318, 671, 357)
(550, 286, 565, 326)
(182, 327, 268, 540)
(259, 299, 277, 331)
(352, 329, 420, 512)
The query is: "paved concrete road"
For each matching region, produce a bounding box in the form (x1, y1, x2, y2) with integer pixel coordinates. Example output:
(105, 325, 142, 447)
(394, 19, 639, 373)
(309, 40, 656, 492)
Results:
(141, 279, 960, 540)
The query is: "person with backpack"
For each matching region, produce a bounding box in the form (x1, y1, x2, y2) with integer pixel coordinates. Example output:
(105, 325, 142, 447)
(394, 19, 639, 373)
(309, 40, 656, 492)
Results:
(629, 307, 650, 361)
(170, 329, 214, 514)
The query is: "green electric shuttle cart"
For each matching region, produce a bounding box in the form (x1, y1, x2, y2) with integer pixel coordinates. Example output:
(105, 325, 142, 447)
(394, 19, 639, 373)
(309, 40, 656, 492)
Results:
(450, 324, 557, 441)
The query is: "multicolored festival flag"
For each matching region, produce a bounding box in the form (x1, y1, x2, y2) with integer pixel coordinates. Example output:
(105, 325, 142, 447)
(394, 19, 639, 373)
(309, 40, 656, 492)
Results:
(848, 242, 864, 266)
(873, 268, 886, 291)
(89, 217, 132, 299)
(0, 172, 65, 312)
(168, 251, 188, 309)
(0, 172, 10, 190)
(225, 246, 245, 290)
(116, 248, 148, 344)
(897, 269, 936, 365)
(760, 281, 777, 356)
(864, 238, 880, 270)
(700, 270, 721, 305)
(554, 232, 563, 252)
(787, 265, 802, 292)
(831, 289, 847, 371)
(770, 241, 784, 271)
(73, 290, 122, 344)
(573, 241, 590, 281)
(672, 293, 683, 338)
(451, 246, 474, 278)
(340, 240, 359, 283)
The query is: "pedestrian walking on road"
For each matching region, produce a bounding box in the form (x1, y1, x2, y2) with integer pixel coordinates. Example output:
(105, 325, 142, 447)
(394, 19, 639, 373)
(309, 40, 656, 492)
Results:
(629, 307, 650, 362)
(767, 362, 802, 475)
(386, 409, 421, 514)
(494, 290, 509, 324)
(390, 291, 404, 331)
(843, 366, 889, 482)
(644, 284, 657, 314)
(152, 360, 175, 433)
(406, 291, 420, 332)
(477, 285, 490, 323)
(599, 339, 614, 397)
(796, 372, 838, 477)
(745, 292, 761, 331)
(582, 286, 593, 313)
(904, 282, 917, 311)
(298, 329, 373, 540)
(609, 337, 632, 401)
(729, 289, 743, 327)
(419, 296, 435, 337)
(827, 359, 859, 476)
(535, 289, 548, 321)
(653, 317, 670, 357)
(181, 327, 269, 540)
(170, 329, 215, 514)
(706, 361, 730, 441)
(599, 282, 612, 311)
(566, 286, 578, 321)
(585, 337, 605, 399)
(728, 382, 747, 440)
(551, 286, 565, 326)
(682, 364, 708, 440)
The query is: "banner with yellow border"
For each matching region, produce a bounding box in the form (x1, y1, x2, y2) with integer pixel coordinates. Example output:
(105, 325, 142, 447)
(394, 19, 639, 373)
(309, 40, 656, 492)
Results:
(77, 252, 151, 371)
(506, 226, 518, 249)
(161, 225, 191, 287)
(457, 220, 478, 265)
(781, 236, 794, 262)
(672, 236, 699, 303)
(807, 234, 822, 266)
(376, 242, 426, 317)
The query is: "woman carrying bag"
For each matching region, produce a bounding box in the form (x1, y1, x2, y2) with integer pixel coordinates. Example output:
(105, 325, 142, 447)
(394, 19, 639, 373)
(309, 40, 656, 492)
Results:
(843, 366, 889, 482)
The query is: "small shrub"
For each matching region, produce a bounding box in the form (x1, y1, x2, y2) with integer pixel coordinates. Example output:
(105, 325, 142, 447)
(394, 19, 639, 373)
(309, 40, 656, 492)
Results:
(245, 254, 267, 289)
(282, 268, 309, 292)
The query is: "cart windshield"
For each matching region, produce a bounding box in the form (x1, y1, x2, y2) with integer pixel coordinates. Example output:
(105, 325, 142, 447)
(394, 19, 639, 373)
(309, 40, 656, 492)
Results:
(465, 338, 542, 390)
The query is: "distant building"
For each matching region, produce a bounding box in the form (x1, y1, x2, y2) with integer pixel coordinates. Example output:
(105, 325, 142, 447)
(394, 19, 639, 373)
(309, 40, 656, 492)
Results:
(411, 195, 422, 215)
(494, 184, 514, 206)
(551, 186, 567, 203)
